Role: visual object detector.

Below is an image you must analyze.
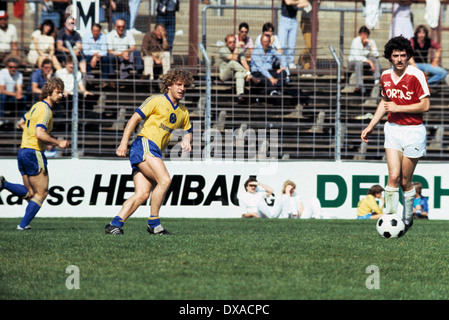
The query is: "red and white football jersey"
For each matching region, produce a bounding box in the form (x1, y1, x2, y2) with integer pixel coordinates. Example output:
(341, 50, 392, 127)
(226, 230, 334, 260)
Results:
(381, 64, 430, 125)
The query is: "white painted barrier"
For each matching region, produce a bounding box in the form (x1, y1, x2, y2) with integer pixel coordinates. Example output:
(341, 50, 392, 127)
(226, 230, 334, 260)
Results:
(1, 159, 448, 219)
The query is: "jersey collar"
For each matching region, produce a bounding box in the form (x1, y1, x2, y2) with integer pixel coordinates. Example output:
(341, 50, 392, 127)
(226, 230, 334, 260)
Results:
(41, 100, 53, 110)
(164, 93, 179, 110)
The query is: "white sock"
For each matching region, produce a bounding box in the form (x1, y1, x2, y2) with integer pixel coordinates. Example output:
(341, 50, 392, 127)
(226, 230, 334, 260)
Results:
(384, 186, 399, 214)
(402, 188, 415, 225)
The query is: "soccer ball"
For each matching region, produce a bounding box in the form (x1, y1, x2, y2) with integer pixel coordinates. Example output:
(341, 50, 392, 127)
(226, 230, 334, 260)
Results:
(376, 213, 405, 238)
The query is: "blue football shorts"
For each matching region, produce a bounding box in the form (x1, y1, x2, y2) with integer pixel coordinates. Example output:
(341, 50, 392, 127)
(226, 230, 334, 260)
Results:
(129, 136, 162, 172)
(17, 148, 48, 176)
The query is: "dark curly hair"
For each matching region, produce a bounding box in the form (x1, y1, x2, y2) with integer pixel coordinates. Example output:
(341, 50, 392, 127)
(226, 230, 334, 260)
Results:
(160, 68, 194, 94)
(383, 36, 414, 62)
(40, 78, 64, 101)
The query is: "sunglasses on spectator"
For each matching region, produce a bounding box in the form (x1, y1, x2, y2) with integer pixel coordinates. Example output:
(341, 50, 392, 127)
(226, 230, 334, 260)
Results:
(7, 65, 17, 69)
(239, 30, 248, 34)
(248, 184, 258, 187)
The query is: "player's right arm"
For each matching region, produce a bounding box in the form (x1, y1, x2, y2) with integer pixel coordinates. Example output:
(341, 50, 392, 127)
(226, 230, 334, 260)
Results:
(116, 112, 142, 157)
(35, 127, 70, 149)
(361, 98, 388, 142)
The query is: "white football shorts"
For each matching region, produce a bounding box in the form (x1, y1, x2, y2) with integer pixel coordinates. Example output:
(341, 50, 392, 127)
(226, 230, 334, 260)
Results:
(384, 122, 426, 158)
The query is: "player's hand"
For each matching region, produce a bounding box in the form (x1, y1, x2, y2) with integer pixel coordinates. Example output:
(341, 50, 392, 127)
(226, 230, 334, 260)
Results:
(58, 140, 70, 149)
(116, 144, 128, 157)
(384, 101, 398, 113)
(181, 139, 192, 153)
(361, 127, 372, 143)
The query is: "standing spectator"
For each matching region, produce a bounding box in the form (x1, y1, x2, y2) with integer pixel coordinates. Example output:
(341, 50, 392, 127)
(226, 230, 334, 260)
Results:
(56, 15, 87, 75)
(82, 23, 114, 86)
(251, 34, 287, 97)
(390, 1, 414, 40)
(0, 11, 20, 64)
(107, 18, 143, 79)
(141, 23, 171, 80)
(235, 22, 253, 63)
(28, 59, 54, 104)
(129, 0, 142, 34)
(27, 19, 61, 70)
(348, 26, 381, 94)
(0, 58, 26, 124)
(156, 0, 180, 57)
(409, 25, 447, 85)
(219, 34, 251, 103)
(278, 0, 310, 70)
(298, 1, 313, 70)
(110, 0, 130, 30)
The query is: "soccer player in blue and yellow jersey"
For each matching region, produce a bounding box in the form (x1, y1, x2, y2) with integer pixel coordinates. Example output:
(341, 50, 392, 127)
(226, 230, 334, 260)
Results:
(0, 78, 70, 230)
(105, 68, 194, 235)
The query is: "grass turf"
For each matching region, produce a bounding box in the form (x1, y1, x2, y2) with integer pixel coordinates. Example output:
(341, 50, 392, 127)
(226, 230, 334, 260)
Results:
(1, 217, 448, 300)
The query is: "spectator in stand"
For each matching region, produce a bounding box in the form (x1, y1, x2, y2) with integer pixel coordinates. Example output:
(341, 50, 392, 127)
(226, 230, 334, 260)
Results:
(56, 15, 87, 75)
(27, 19, 61, 70)
(348, 26, 381, 94)
(298, 1, 313, 70)
(409, 25, 447, 85)
(251, 34, 287, 98)
(141, 23, 171, 81)
(278, 0, 310, 70)
(219, 34, 252, 103)
(107, 18, 143, 80)
(0, 10, 20, 64)
(110, 0, 131, 30)
(0, 58, 26, 124)
(155, 0, 180, 57)
(235, 22, 253, 63)
(55, 56, 98, 118)
(28, 59, 54, 104)
(413, 181, 429, 219)
(40, 0, 69, 29)
(129, 0, 142, 34)
(82, 23, 115, 87)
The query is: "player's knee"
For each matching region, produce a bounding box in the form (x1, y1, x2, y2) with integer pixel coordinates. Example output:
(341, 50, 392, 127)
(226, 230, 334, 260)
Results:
(159, 176, 172, 190)
(136, 191, 150, 203)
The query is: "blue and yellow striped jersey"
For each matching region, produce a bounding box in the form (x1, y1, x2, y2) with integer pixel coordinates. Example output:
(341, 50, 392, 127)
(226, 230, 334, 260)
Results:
(20, 101, 53, 151)
(135, 94, 193, 153)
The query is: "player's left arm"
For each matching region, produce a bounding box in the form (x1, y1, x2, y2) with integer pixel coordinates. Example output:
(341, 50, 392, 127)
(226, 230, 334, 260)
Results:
(384, 96, 430, 114)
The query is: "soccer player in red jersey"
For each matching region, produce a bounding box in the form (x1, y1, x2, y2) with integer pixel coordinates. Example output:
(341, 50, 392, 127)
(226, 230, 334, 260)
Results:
(361, 36, 430, 233)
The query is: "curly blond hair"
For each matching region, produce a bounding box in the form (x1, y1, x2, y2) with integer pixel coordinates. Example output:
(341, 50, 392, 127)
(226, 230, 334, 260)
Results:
(40, 78, 64, 101)
(282, 180, 296, 194)
(160, 68, 194, 94)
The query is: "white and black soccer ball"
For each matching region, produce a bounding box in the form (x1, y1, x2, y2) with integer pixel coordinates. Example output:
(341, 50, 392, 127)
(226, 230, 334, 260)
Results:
(376, 213, 405, 238)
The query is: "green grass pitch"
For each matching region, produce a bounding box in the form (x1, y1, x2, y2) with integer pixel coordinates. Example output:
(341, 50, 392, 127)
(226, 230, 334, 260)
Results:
(1, 217, 449, 300)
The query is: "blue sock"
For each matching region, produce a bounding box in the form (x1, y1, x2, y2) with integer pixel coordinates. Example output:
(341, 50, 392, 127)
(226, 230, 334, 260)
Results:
(111, 216, 124, 228)
(4, 181, 29, 198)
(148, 215, 161, 228)
(19, 198, 42, 228)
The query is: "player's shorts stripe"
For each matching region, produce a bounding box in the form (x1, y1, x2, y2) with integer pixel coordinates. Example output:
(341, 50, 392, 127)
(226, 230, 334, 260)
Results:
(35, 150, 46, 173)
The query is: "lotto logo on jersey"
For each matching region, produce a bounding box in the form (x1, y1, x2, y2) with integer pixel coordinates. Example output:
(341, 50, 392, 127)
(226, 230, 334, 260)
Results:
(169, 113, 177, 124)
(384, 88, 413, 100)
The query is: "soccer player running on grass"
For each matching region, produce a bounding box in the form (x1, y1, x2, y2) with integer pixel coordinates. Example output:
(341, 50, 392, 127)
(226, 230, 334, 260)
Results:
(105, 68, 194, 235)
(0, 78, 70, 230)
(361, 36, 430, 234)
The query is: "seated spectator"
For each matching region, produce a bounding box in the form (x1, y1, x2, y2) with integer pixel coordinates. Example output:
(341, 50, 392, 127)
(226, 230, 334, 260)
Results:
(28, 58, 54, 104)
(56, 15, 87, 75)
(40, 0, 68, 29)
(109, 0, 130, 30)
(250, 34, 287, 97)
(238, 177, 277, 218)
(409, 25, 447, 85)
(82, 23, 114, 86)
(0, 10, 20, 64)
(141, 23, 171, 80)
(0, 58, 27, 124)
(218, 34, 251, 103)
(55, 57, 99, 119)
(235, 22, 253, 62)
(107, 18, 143, 79)
(348, 26, 381, 94)
(413, 182, 429, 219)
(27, 19, 61, 70)
(356, 184, 384, 220)
(278, 180, 324, 219)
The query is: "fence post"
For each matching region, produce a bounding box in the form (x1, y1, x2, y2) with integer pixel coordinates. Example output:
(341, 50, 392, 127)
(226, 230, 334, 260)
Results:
(199, 43, 211, 159)
(65, 40, 79, 159)
(329, 45, 341, 161)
